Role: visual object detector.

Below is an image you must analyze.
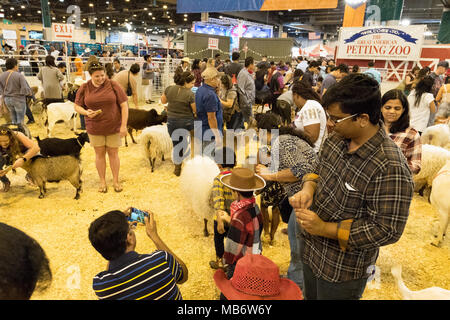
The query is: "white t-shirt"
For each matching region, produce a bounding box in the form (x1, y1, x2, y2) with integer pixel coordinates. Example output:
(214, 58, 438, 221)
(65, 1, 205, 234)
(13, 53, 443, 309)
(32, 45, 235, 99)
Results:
(294, 99, 327, 153)
(407, 90, 435, 132)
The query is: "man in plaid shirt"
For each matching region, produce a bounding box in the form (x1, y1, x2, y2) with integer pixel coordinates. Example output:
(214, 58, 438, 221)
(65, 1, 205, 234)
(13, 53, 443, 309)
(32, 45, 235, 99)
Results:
(290, 74, 414, 300)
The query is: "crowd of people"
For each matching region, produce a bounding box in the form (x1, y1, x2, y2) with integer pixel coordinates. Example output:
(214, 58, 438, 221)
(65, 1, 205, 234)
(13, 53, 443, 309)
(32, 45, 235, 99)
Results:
(0, 46, 449, 300)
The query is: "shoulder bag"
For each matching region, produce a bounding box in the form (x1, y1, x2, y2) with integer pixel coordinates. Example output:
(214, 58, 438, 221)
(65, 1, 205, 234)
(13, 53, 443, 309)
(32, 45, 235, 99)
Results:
(126, 71, 133, 96)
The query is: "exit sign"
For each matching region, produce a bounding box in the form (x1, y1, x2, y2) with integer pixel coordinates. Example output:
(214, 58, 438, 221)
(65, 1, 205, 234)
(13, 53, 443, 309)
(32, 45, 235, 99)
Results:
(52, 23, 75, 39)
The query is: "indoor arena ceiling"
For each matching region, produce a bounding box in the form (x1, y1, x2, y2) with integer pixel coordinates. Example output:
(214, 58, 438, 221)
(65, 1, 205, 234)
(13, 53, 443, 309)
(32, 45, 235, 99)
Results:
(0, 0, 445, 39)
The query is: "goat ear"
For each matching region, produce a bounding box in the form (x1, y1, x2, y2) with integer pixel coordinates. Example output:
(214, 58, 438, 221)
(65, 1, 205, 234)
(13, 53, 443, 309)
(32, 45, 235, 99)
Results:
(149, 109, 158, 116)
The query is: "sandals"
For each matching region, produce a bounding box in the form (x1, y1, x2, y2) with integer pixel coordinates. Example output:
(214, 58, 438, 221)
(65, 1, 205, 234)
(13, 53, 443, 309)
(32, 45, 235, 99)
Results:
(98, 186, 108, 193)
(113, 184, 123, 193)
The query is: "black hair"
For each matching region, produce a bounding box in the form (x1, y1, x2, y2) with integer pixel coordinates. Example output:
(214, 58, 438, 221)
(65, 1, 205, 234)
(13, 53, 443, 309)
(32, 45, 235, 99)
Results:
(88, 63, 105, 75)
(308, 61, 320, 69)
(352, 65, 360, 73)
(45, 55, 56, 68)
(88, 210, 130, 261)
(332, 63, 349, 74)
(317, 76, 323, 83)
(293, 69, 304, 79)
(5, 58, 18, 70)
(256, 112, 281, 130)
(368, 61, 375, 67)
(232, 52, 240, 61)
(245, 56, 254, 68)
(215, 53, 221, 58)
(413, 76, 434, 108)
(105, 63, 114, 79)
(174, 71, 194, 86)
(192, 59, 201, 70)
(279, 125, 314, 147)
(57, 62, 66, 69)
(113, 58, 120, 64)
(216, 147, 236, 168)
(236, 190, 254, 198)
(322, 73, 381, 125)
(291, 81, 322, 105)
(381, 89, 410, 134)
(417, 67, 430, 80)
(220, 74, 232, 90)
(0, 223, 52, 299)
(144, 55, 151, 61)
(130, 63, 140, 74)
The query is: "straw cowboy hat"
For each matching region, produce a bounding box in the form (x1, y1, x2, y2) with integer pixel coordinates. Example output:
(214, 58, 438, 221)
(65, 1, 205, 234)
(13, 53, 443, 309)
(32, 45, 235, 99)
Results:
(181, 57, 191, 63)
(201, 67, 225, 81)
(220, 167, 265, 192)
(214, 254, 303, 300)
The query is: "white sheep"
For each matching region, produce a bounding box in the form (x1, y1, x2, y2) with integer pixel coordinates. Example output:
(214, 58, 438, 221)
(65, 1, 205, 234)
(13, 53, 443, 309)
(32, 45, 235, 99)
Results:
(137, 124, 172, 172)
(421, 123, 450, 150)
(413, 144, 450, 197)
(430, 160, 450, 247)
(391, 265, 450, 300)
(179, 155, 220, 237)
(46, 101, 77, 137)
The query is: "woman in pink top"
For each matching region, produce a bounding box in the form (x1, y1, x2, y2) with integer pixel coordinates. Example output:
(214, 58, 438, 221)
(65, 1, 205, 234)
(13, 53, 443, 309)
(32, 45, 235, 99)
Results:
(74, 63, 129, 193)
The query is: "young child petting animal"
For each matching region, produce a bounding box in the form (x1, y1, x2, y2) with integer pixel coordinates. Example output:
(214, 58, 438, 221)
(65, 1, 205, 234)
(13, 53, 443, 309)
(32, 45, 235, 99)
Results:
(219, 167, 266, 281)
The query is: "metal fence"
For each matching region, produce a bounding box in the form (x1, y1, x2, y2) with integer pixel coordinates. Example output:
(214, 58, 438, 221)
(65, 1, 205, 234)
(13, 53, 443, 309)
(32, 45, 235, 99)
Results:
(0, 54, 182, 102)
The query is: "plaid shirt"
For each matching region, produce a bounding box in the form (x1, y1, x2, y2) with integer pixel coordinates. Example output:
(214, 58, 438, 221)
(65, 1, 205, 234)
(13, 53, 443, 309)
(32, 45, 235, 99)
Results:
(210, 171, 234, 220)
(389, 127, 422, 175)
(223, 198, 263, 266)
(303, 125, 414, 283)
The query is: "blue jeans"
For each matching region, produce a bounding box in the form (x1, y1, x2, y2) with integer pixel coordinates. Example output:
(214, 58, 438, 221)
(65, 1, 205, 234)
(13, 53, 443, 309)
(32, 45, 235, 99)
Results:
(167, 118, 194, 165)
(302, 260, 368, 300)
(4, 96, 27, 124)
(287, 208, 304, 291)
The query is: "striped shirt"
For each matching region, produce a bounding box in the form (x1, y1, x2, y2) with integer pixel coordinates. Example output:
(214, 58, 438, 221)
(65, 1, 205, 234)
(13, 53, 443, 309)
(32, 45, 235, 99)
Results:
(93, 250, 184, 300)
(303, 125, 414, 283)
(223, 198, 263, 266)
(389, 127, 422, 175)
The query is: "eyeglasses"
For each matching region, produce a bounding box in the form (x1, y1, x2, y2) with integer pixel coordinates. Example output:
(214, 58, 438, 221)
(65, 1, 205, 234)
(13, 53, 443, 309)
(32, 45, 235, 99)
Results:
(326, 111, 359, 124)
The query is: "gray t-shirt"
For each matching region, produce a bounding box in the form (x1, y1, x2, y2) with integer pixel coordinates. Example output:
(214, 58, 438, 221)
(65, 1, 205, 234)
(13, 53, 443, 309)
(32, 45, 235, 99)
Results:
(277, 90, 294, 107)
(320, 74, 336, 96)
(165, 85, 195, 119)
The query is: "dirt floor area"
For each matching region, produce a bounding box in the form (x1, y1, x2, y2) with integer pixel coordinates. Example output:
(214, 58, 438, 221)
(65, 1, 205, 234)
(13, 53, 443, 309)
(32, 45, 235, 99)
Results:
(0, 103, 449, 300)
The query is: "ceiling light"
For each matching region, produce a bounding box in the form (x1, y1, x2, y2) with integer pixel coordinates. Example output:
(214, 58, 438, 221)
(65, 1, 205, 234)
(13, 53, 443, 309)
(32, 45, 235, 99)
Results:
(184, 18, 187, 21)
(163, 5, 167, 9)
(184, 14, 188, 17)
(10, 7, 14, 10)
(21, 5, 25, 8)
(152, 17, 155, 20)
(89, 3, 94, 7)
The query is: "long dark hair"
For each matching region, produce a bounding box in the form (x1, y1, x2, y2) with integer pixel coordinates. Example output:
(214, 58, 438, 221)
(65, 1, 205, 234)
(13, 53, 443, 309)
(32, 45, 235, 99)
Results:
(279, 126, 314, 147)
(104, 63, 114, 79)
(192, 59, 200, 70)
(291, 81, 322, 105)
(45, 55, 56, 68)
(413, 76, 433, 107)
(381, 89, 410, 134)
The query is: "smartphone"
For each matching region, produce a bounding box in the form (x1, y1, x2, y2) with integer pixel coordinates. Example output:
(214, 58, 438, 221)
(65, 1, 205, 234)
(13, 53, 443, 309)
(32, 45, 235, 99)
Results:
(127, 208, 149, 224)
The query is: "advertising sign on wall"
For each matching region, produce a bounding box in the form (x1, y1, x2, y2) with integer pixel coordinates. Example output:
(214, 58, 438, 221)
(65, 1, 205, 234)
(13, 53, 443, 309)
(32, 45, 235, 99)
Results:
(208, 37, 219, 50)
(337, 25, 426, 61)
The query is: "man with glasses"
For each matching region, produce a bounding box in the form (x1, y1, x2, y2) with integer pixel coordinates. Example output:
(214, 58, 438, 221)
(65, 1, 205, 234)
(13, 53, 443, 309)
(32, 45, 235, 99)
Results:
(289, 73, 414, 300)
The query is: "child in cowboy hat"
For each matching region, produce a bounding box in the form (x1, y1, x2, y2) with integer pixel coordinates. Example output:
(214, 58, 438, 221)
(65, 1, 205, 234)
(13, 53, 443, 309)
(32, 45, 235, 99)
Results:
(214, 254, 303, 300)
(219, 167, 266, 279)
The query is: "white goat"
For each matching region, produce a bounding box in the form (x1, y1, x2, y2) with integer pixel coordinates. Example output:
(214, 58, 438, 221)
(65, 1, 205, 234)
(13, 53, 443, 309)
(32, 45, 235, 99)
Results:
(391, 265, 450, 300)
(137, 124, 172, 172)
(179, 155, 220, 236)
(421, 123, 450, 150)
(46, 101, 77, 137)
(430, 160, 450, 247)
(413, 144, 450, 197)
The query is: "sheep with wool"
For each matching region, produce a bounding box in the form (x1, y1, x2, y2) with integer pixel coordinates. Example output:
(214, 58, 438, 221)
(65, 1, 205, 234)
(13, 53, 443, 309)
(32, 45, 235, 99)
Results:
(413, 144, 450, 198)
(125, 108, 167, 147)
(391, 265, 450, 300)
(179, 155, 220, 237)
(35, 132, 90, 157)
(430, 160, 450, 247)
(21, 155, 83, 200)
(421, 123, 450, 150)
(46, 101, 77, 137)
(137, 124, 172, 172)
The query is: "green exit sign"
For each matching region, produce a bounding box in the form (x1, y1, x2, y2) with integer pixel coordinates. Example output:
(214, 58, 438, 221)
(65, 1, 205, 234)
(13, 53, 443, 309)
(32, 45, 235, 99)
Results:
(3, 19, 12, 25)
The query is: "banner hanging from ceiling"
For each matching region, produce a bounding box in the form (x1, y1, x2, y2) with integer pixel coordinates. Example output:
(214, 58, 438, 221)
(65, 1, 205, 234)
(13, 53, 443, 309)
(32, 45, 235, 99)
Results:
(177, 0, 338, 13)
(336, 25, 426, 61)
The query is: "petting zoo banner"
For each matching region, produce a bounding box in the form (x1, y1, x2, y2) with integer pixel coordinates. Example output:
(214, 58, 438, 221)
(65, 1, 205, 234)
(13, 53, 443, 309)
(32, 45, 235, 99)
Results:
(337, 25, 426, 61)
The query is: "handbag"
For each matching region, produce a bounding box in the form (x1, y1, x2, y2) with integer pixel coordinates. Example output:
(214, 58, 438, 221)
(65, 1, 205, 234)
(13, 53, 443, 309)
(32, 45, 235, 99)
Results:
(126, 71, 133, 96)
